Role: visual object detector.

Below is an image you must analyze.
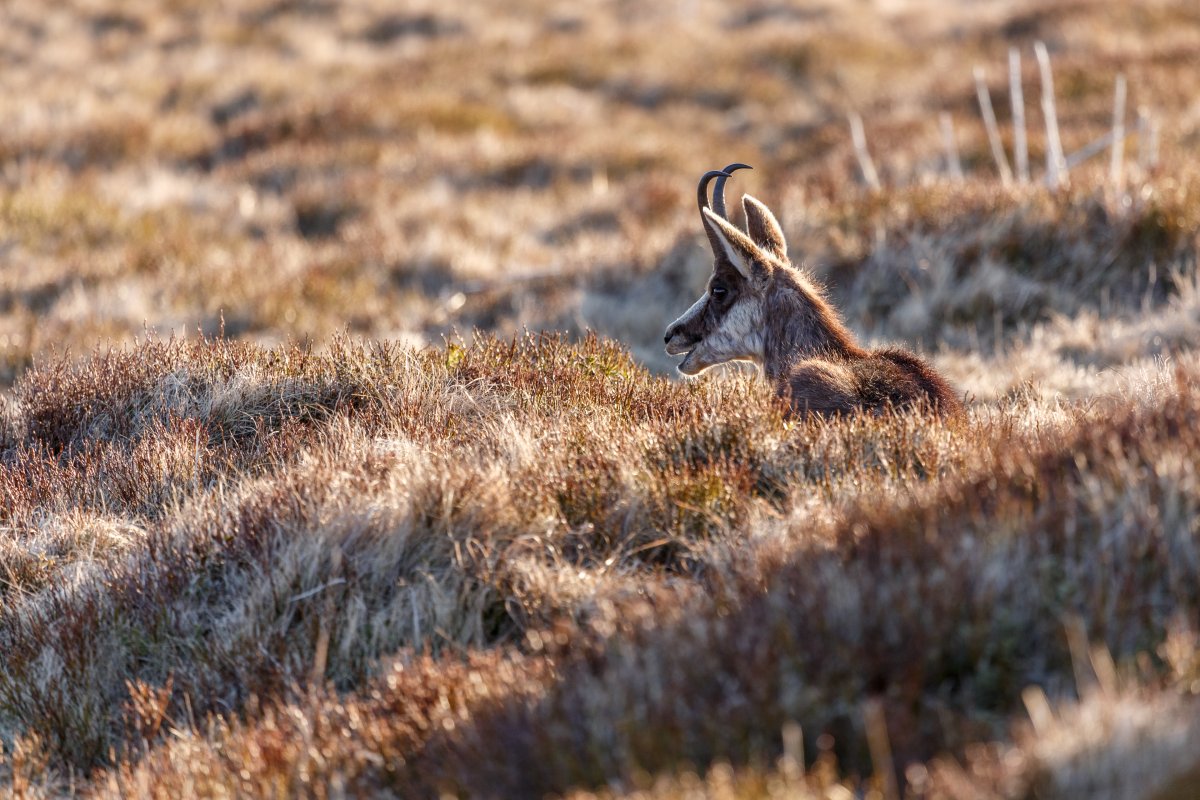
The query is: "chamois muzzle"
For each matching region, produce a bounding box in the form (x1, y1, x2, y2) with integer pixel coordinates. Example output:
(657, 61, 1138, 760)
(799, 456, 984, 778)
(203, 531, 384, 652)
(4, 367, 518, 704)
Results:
(663, 323, 697, 350)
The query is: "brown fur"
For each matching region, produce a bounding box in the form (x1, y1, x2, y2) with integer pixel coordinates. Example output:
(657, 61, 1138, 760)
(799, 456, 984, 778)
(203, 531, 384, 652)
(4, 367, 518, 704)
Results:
(665, 169, 963, 419)
(783, 350, 963, 417)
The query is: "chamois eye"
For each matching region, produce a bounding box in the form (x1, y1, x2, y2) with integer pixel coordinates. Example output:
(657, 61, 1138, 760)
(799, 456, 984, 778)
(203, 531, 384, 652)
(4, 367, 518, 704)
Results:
(710, 284, 728, 298)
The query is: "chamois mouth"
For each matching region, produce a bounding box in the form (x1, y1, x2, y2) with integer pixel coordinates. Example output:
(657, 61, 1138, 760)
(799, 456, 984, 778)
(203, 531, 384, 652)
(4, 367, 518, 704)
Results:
(664, 339, 694, 357)
(667, 343, 704, 375)
(664, 332, 701, 373)
(676, 349, 709, 376)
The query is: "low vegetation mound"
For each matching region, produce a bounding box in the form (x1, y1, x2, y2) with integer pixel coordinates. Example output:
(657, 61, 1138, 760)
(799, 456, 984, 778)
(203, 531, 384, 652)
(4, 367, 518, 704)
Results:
(2, 334, 1199, 796)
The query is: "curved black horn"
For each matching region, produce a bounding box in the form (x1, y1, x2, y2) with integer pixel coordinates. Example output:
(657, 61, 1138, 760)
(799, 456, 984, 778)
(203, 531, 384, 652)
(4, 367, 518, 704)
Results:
(712, 163, 752, 219)
(697, 169, 732, 257)
(697, 169, 731, 215)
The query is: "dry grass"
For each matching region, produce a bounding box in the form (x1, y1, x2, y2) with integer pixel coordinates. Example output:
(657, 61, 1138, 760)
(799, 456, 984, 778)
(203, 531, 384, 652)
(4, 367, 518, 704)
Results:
(2, 0, 1199, 385)
(3, 0, 1200, 797)
(2, 335, 1198, 796)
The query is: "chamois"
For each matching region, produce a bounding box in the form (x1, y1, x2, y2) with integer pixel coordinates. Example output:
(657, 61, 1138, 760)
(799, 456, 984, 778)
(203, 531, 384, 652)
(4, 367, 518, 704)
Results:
(664, 165, 963, 418)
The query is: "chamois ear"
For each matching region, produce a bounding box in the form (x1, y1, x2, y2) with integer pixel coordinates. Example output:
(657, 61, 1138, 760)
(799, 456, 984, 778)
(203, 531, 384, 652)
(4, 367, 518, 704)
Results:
(742, 195, 787, 261)
(702, 207, 769, 284)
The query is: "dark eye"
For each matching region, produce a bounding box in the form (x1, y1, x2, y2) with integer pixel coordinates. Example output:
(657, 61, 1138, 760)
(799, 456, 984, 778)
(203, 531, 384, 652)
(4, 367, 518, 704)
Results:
(710, 284, 728, 299)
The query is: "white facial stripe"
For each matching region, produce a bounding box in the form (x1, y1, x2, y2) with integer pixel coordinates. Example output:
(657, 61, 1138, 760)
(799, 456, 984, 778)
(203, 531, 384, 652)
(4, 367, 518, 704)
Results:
(691, 297, 764, 368)
(711, 298, 764, 358)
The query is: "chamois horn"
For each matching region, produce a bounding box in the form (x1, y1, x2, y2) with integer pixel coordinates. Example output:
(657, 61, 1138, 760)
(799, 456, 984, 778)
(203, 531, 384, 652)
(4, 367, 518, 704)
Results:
(712, 163, 752, 219)
(697, 163, 752, 257)
(697, 169, 731, 215)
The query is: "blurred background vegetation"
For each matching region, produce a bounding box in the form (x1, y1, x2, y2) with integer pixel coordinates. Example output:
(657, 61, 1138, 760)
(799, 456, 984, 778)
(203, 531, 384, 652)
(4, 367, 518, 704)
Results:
(2, 0, 1198, 394)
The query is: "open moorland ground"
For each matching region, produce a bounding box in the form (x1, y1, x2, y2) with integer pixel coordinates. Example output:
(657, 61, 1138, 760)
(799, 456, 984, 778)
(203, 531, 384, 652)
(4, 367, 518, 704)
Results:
(3, 0, 1200, 797)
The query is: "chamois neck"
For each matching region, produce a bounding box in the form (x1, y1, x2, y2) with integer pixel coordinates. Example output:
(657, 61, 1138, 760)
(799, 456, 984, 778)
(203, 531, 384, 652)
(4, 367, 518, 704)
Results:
(760, 270, 866, 383)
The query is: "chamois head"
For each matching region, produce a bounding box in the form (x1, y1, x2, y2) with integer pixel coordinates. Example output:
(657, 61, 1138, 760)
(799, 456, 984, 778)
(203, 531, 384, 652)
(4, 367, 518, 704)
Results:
(664, 166, 961, 416)
(663, 164, 794, 376)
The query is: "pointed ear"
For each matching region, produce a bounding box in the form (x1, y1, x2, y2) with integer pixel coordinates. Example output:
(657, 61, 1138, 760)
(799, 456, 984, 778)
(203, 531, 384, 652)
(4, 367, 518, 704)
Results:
(702, 207, 768, 283)
(742, 195, 787, 261)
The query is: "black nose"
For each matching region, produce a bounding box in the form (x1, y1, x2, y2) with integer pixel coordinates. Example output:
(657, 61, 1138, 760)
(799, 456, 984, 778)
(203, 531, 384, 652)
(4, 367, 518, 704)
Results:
(664, 327, 675, 344)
